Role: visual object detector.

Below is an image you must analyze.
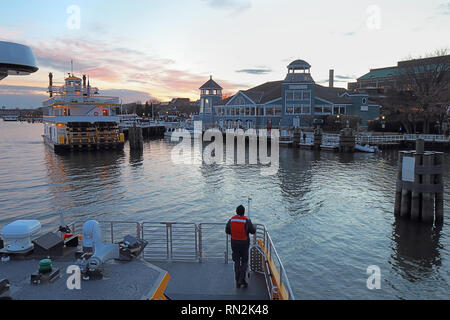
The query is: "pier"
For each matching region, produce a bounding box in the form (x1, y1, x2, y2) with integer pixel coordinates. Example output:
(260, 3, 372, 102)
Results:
(119, 121, 165, 141)
(291, 132, 450, 151)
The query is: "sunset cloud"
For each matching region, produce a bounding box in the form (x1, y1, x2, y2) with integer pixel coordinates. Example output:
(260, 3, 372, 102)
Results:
(0, 84, 158, 107)
(21, 37, 247, 103)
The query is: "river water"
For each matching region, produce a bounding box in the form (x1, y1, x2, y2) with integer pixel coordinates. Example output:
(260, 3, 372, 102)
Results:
(0, 121, 449, 299)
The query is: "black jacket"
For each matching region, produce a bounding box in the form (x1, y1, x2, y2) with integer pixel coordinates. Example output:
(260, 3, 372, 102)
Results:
(225, 216, 256, 244)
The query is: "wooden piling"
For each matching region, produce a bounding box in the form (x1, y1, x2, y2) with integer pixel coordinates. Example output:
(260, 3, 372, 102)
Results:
(313, 128, 322, 150)
(410, 152, 422, 221)
(421, 153, 435, 223)
(400, 181, 412, 219)
(129, 124, 143, 150)
(293, 129, 300, 147)
(434, 152, 444, 225)
(338, 127, 355, 152)
(394, 152, 404, 217)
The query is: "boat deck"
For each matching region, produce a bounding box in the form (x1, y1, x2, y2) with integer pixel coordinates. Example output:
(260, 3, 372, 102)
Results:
(153, 261, 269, 300)
(1, 257, 168, 300)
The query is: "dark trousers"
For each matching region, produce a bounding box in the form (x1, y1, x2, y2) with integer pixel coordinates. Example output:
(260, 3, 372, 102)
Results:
(231, 241, 249, 283)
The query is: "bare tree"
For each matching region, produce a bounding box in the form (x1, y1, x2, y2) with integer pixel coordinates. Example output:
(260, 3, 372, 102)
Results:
(384, 49, 450, 133)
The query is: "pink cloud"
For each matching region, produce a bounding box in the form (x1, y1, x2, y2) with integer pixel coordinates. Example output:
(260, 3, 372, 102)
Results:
(27, 37, 247, 101)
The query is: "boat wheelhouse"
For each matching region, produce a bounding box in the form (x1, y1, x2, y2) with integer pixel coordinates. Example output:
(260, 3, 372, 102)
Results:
(42, 73, 125, 152)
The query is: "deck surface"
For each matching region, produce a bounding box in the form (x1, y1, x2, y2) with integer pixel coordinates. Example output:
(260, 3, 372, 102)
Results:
(2, 258, 166, 300)
(153, 261, 269, 300)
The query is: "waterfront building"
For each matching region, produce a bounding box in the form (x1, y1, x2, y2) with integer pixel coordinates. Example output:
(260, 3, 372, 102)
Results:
(196, 60, 380, 129)
(348, 55, 450, 98)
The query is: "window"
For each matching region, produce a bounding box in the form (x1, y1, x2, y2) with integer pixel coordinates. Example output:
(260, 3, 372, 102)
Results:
(286, 107, 294, 114)
(333, 106, 346, 115)
(302, 91, 311, 100)
(293, 91, 302, 100)
(302, 106, 310, 114)
(257, 107, 264, 116)
(314, 105, 332, 115)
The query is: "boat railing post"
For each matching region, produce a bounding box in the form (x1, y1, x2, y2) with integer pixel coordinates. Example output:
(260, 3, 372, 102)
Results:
(198, 224, 203, 263)
(169, 224, 173, 260)
(136, 223, 142, 239)
(194, 224, 198, 261)
(279, 263, 283, 291)
(225, 233, 229, 264)
(110, 222, 114, 243)
(165, 223, 170, 260)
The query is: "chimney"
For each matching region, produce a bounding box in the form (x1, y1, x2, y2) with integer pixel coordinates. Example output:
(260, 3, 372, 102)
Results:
(48, 73, 53, 97)
(82, 75, 87, 96)
(329, 69, 334, 88)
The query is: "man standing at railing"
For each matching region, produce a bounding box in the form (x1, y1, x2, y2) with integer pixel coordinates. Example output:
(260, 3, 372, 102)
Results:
(225, 205, 256, 289)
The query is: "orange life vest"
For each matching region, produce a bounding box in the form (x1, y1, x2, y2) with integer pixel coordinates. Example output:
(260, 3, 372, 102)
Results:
(230, 215, 248, 241)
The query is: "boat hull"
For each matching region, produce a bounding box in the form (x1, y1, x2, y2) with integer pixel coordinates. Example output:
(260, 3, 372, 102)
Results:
(43, 135, 124, 153)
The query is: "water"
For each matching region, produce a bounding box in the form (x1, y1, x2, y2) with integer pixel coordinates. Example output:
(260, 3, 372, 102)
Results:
(1, 121, 449, 299)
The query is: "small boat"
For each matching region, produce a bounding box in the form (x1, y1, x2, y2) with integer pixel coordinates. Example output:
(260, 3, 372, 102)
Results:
(279, 130, 293, 146)
(2, 115, 19, 121)
(355, 144, 379, 153)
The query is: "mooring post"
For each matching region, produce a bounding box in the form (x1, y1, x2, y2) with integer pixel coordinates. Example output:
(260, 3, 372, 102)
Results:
(434, 152, 444, 225)
(129, 123, 143, 150)
(411, 139, 424, 220)
(399, 150, 414, 218)
(313, 127, 322, 150)
(394, 151, 405, 216)
(339, 127, 355, 152)
(293, 128, 300, 147)
(421, 152, 435, 223)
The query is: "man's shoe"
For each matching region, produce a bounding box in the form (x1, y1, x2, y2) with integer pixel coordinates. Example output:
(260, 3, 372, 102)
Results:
(241, 279, 248, 288)
(236, 280, 241, 288)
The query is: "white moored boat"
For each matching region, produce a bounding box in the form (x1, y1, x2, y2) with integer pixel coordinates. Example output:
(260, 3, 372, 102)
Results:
(354, 144, 379, 153)
(2, 115, 19, 121)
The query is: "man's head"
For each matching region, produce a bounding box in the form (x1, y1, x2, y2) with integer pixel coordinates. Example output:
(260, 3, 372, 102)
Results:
(236, 205, 245, 216)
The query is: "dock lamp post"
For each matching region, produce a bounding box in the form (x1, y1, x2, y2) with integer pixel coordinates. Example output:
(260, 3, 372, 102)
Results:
(335, 115, 341, 131)
(381, 115, 386, 130)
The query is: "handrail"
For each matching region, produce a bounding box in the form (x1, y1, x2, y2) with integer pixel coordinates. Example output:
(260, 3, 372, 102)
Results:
(68, 220, 294, 300)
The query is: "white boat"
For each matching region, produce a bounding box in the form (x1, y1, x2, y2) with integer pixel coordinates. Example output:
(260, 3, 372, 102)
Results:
(2, 115, 19, 121)
(42, 73, 125, 152)
(280, 130, 293, 145)
(118, 113, 143, 128)
(355, 144, 379, 153)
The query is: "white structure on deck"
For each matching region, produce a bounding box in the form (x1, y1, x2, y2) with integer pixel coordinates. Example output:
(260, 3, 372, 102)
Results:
(0, 41, 38, 81)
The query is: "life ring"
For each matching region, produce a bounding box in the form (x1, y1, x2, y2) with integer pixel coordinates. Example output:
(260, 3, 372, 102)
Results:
(94, 112, 99, 116)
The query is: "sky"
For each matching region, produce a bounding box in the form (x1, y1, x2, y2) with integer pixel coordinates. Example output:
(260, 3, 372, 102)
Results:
(0, 0, 449, 108)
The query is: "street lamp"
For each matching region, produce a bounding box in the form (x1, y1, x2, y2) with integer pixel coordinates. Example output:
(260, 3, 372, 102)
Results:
(381, 115, 386, 130)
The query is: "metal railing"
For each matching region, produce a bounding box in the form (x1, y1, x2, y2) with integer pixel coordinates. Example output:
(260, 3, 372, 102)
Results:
(357, 134, 450, 144)
(69, 220, 294, 300)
